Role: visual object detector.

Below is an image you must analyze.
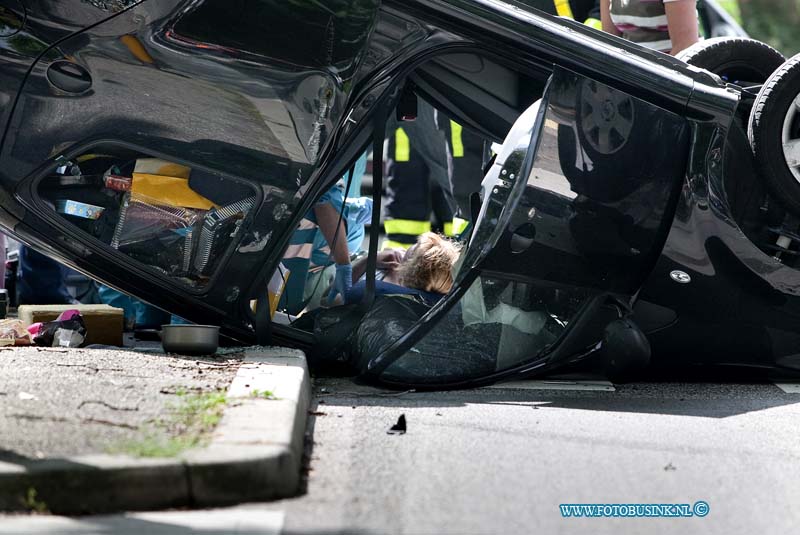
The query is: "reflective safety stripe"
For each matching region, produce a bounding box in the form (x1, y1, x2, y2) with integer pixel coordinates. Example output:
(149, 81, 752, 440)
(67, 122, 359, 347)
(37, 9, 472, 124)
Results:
(384, 219, 431, 236)
(583, 17, 602, 30)
(453, 217, 469, 235)
(395, 127, 410, 162)
(444, 217, 470, 237)
(382, 239, 412, 250)
(450, 121, 464, 158)
(554, 0, 574, 19)
(283, 242, 313, 259)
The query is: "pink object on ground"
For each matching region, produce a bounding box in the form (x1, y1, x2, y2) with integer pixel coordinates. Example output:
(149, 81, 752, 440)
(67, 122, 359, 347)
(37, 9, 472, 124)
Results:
(56, 309, 81, 321)
(27, 322, 44, 336)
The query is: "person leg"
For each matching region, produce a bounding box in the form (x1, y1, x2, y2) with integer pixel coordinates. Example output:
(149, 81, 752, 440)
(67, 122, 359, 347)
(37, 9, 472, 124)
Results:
(430, 181, 455, 236)
(17, 246, 75, 305)
(384, 126, 432, 249)
(443, 119, 487, 223)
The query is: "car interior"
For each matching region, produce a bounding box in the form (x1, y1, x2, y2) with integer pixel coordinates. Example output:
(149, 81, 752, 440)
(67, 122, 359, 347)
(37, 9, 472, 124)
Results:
(35, 144, 258, 289)
(264, 50, 614, 385)
(262, 52, 550, 379)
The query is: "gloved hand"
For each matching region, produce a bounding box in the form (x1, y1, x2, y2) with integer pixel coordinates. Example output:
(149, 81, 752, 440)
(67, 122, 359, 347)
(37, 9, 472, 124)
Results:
(327, 263, 353, 304)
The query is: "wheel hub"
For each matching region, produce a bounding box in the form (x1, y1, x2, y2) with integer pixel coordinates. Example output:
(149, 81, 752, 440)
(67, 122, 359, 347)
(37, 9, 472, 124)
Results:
(601, 100, 616, 122)
(579, 80, 634, 155)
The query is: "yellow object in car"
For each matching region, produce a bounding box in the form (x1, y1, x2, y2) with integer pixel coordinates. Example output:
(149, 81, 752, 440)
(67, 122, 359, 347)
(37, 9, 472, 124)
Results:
(131, 158, 216, 210)
(251, 264, 290, 319)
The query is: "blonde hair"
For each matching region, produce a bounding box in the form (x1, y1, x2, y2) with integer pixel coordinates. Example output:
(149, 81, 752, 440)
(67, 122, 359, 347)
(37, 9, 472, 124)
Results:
(398, 232, 462, 294)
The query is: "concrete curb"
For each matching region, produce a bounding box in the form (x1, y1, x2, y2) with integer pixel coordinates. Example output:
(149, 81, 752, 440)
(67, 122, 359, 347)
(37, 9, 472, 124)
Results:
(0, 347, 310, 514)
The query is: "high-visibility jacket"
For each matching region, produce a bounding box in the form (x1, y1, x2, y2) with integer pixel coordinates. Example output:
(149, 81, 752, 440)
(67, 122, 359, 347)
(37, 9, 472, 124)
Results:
(516, 0, 602, 26)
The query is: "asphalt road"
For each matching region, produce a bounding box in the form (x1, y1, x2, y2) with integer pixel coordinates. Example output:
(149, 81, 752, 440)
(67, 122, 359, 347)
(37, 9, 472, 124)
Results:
(280, 377, 800, 535)
(4, 376, 800, 534)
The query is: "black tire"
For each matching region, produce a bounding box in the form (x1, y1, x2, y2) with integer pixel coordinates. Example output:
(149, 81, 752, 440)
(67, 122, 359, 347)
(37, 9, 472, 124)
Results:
(677, 37, 785, 84)
(748, 54, 800, 216)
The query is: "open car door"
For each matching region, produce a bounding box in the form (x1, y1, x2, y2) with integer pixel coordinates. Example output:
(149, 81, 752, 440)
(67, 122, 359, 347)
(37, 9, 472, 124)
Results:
(360, 66, 692, 388)
(0, 0, 380, 340)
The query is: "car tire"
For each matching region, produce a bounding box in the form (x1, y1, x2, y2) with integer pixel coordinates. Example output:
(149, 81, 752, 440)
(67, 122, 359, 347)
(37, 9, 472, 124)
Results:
(677, 37, 785, 84)
(748, 54, 800, 216)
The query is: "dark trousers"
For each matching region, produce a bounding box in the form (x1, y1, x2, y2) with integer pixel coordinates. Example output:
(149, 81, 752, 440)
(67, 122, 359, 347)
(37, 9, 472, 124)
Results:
(17, 246, 74, 305)
(384, 125, 454, 246)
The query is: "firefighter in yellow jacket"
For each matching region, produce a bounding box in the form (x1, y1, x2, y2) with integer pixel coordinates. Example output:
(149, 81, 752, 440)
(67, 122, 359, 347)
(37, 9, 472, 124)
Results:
(383, 0, 600, 250)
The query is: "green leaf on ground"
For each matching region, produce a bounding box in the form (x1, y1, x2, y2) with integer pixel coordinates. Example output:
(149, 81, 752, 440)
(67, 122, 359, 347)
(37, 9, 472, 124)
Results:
(21, 487, 48, 514)
(250, 389, 277, 400)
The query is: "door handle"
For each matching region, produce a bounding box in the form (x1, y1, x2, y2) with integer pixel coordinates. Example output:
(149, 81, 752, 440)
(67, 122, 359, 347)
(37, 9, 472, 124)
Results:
(46, 61, 92, 94)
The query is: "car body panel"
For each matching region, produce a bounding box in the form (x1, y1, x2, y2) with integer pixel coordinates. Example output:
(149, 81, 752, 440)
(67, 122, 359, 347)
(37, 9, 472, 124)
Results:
(0, 1, 150, 153)
(0, 0, 381, 337)
(1, 0, 789, 387)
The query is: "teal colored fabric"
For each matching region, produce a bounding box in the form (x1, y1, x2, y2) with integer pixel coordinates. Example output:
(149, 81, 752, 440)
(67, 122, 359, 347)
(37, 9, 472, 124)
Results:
(98, 285, 170, 329)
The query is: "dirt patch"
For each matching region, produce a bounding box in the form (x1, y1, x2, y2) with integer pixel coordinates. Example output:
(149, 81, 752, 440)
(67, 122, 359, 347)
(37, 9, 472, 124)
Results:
(0, 346, 243, 459)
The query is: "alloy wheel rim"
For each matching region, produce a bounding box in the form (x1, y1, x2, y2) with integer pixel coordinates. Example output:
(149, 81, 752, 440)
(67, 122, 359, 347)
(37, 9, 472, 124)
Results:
(580, 80, 634, 155)
(782, 92, 800, 184)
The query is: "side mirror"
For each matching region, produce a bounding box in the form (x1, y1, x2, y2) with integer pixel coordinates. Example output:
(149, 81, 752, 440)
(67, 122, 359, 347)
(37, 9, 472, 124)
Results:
(601, 318, 651, 382)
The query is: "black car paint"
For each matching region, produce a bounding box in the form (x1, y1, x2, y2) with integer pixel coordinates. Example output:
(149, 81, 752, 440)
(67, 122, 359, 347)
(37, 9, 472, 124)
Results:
(0, 0, 790, 386)
(0, 0, 380, 340)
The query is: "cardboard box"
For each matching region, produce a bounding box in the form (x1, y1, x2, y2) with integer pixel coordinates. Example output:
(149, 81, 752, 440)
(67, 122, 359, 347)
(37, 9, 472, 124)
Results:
(17, 304, 125, 346)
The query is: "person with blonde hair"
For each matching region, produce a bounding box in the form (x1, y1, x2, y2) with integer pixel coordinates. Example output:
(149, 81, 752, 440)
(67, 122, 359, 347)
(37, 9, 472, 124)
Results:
(396, 232, 461, 295)
(345, 232, 462, 305)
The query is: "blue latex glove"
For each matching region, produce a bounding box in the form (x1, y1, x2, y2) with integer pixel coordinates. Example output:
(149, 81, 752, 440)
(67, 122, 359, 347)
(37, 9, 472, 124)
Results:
(327, 263, 353, 304)
(345, 197, 373, 226)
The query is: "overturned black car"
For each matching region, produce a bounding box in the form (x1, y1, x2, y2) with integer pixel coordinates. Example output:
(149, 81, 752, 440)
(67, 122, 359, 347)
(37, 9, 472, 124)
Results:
(2, 0, 800, 388)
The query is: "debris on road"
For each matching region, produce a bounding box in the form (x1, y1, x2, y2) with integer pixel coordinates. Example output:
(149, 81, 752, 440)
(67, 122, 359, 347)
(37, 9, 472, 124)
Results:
(28, 309, 87, 348)
(388, 414, 407, 435)
(0, 319, 31, 346)
(18, 304, 123, 346)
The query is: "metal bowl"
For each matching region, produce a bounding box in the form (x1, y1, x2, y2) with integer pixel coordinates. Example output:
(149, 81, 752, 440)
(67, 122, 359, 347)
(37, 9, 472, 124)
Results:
(161, 324, 219, 355)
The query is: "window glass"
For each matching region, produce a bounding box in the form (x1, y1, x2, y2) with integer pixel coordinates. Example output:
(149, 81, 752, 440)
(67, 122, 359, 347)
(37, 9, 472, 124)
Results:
(380, 275, 591, 384)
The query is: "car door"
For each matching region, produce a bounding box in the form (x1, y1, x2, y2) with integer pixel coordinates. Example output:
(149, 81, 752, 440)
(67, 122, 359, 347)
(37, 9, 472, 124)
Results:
(360, 65, 693, 388)
(0, 0, 381, 339)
